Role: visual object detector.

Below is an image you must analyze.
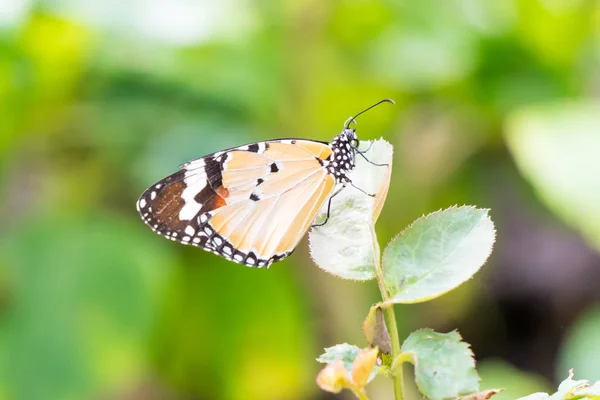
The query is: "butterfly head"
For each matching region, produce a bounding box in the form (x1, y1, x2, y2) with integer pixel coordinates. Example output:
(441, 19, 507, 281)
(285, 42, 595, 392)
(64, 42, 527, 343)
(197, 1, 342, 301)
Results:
(341, 127, 359, 147)
(328, 98, 395, 180)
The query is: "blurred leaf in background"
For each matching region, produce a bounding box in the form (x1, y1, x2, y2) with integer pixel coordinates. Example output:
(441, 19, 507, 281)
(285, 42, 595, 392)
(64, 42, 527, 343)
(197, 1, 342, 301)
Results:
(506, 101, 600, 250)
(0, 215, 171, 399)
(478, 359, 552, 400)
(558, 307, 600, 382)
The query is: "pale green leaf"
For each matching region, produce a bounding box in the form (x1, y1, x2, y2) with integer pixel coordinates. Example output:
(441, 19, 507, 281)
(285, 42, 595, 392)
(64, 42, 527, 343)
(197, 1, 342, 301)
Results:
(516, 370, 600, 400)
(550, 372, 586, 399)
(569, 381, 600, 399)
(309, 139, 393, 280)
(506, 101, 600, 249)
(401, 329, 480, 400)
(551, 370, 597, 400)
(317, 343, 380, 383)
(382, 206, 495, 303)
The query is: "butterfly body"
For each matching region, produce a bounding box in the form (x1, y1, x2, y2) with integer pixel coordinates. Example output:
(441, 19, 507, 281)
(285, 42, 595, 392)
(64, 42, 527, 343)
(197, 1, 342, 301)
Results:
(137, 129, 359, 267)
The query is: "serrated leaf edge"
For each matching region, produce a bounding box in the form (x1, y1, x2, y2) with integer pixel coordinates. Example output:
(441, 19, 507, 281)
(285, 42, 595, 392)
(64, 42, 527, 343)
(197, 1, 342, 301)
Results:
(382, 205, 496, 304)
(403, 328, 481, 399)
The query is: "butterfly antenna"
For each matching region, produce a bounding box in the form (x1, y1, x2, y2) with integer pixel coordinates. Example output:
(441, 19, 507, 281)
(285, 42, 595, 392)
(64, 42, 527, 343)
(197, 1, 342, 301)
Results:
(344, 98, 395, 129)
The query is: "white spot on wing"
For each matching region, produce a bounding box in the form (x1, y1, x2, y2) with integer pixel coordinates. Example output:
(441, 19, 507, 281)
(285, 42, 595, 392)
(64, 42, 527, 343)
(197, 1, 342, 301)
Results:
(179, 179, 206, 220)
(139, 198, 147, 208)
(185, 226, 196, 236)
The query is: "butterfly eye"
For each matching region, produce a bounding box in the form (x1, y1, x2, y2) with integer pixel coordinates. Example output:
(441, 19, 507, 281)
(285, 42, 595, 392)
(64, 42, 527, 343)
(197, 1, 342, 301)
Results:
(346, 130, 358, 147)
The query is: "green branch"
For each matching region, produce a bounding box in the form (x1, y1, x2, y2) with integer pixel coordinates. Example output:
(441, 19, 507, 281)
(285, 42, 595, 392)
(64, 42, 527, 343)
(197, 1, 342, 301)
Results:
(370, 224, 404, 400)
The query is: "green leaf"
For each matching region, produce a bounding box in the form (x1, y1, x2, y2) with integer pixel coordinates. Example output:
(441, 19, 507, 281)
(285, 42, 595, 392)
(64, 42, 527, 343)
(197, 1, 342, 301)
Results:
(401, 328, 480, 400)
(568, 381, 600, 399)
(309, 139, 393, 280)
(317, 343, 380, 383)
(382, 206, 495, 303)
(552, 370, 598, 400)
(506, 101, 600, 250)
(515, 370, 600, 400)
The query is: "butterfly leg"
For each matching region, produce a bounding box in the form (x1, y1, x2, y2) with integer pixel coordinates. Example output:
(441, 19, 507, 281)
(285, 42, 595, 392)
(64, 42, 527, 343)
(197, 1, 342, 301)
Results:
(355, 141, 374, 154)
(311, 186, 346, 227)
(352, 144, 388, 167)
(350, 181, 376, 197)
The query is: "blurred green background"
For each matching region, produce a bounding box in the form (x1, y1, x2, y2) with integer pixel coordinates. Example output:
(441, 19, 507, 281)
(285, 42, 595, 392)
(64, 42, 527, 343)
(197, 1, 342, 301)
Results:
(1, 0, 600, 399)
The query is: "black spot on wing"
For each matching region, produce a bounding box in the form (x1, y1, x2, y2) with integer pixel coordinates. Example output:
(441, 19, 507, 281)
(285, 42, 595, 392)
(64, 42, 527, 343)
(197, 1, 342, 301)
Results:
(257, 178, 264, 185)
(248, 143, 259, 152)
(270, 163, 279, 173)
(249, 193, 260, 201)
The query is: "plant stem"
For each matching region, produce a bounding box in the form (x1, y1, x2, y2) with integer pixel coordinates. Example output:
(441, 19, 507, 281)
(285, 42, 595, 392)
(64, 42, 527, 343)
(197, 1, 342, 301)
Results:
(351, 388, 370, 400)
(385, 304, 404, 398)
(391, 351, 414, 370)
(370, 224, 404, 400)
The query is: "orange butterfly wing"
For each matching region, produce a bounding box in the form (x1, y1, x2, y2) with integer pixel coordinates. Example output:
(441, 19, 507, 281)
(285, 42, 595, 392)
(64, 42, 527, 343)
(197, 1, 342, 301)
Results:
(137, 139, 336, 267)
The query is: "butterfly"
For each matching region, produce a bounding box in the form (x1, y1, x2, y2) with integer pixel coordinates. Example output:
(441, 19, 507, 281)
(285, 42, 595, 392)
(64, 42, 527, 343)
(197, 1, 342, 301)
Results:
(136, 99, 394, 267)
